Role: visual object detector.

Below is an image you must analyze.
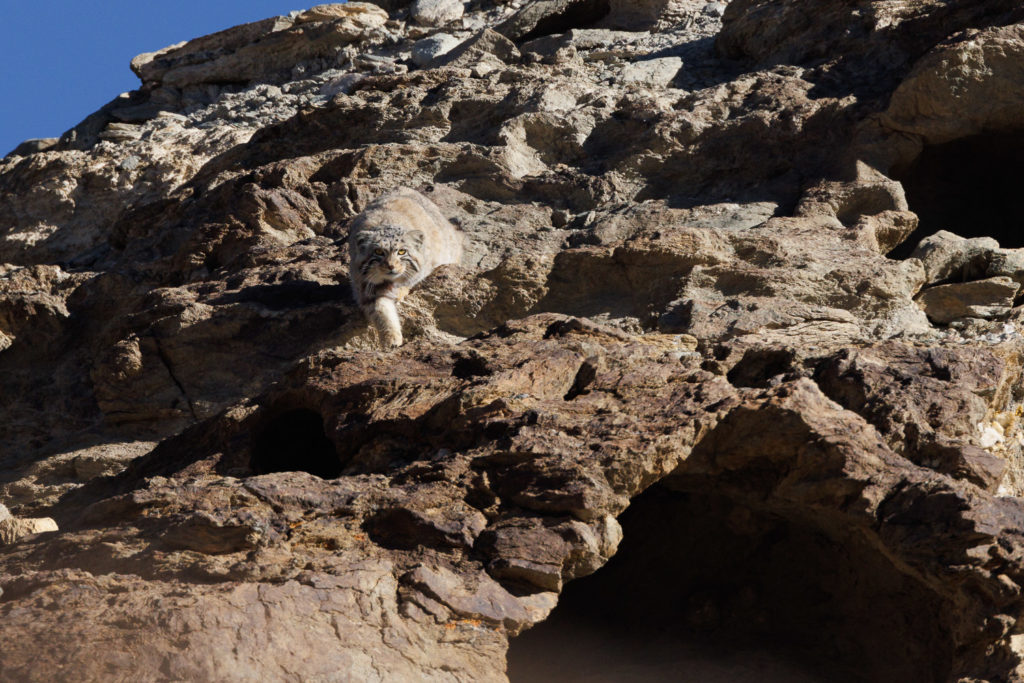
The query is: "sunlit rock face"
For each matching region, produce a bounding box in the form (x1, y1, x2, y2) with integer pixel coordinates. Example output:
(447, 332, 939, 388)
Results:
(4, 1, 1024, 681)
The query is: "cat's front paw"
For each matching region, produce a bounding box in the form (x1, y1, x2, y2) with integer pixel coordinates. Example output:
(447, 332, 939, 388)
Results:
(382, 329, 403, 348)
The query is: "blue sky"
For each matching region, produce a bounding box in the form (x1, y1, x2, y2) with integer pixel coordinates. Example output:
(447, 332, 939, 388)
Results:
(0, 2, 317, 155)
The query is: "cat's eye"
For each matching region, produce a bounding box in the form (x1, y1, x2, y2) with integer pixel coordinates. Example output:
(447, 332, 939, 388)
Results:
(397, 249, 407, 255)
(374, 248, 385, 256)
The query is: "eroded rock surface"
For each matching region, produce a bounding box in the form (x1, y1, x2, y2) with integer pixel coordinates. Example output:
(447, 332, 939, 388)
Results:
(4, 0, 1024, 681)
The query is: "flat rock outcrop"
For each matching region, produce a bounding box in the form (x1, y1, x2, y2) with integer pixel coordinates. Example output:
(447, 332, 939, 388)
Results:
(4, 1, 1024, 681)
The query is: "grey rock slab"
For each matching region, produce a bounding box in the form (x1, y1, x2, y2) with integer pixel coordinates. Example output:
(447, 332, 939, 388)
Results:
(412, 32, 462, 66)
(617, 56, 683, 87)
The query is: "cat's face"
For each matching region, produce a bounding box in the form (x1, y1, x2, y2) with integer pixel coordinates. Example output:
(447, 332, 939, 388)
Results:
(354, 227, 425, 284)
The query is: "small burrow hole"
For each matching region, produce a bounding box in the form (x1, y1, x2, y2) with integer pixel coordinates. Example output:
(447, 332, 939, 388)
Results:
(508, 486, 953, 683)
(890, 131, 1024, 258)
(250, 409, 343, 479)
(518, 0, 612, 42)
(452, 351, 493, 379)
(726, 348, 797, 388)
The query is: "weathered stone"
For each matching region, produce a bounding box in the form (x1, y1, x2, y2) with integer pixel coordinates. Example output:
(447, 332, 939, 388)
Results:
(882, 23, 1024, 145)
(916, 277, 1019, 324)
(432, 27, 520, 67)
(814, 343, 1012, 483)
(796, 167, 910, 228)
(6, 138, 58, 157)
(410, 0, 465, 27)
(319, 72, 367, 97)
(718, 0, 1024, 78)
(295, 2, 379, 24)
(0, 516, 58, 545)
(988, 248, 1024, 288)
(403, 564, 531, 631)
(411, 32, 461, 66)
(616, 56, 682, 87)
(4, 1, 1024, 681)
(130, 16, 295, 83)
(131, 3, 388, 87)
(910, 230, 999, 284)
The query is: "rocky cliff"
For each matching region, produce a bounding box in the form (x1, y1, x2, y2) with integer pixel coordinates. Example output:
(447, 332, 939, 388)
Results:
(3, 0, 1024, 680)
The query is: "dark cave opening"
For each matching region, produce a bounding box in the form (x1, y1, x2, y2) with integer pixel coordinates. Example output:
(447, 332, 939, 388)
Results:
(889, 131, 1024, 259)
(726, 348, 798, 388)
(517, 0, 611, 43)
(507, 486, 953, 683)
(249, 408, 343, 479)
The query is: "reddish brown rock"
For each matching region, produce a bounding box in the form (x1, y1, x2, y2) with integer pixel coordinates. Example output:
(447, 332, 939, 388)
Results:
(3, 0, 1024, 680)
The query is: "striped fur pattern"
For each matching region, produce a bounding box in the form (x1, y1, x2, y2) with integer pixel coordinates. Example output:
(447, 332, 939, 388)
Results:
(349, 188, 463, 347)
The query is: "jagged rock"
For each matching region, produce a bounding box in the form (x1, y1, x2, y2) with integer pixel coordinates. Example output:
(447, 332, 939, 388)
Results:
(4, 315, 1022, 680)
(718, 0, 1024, 77)
(410, 0, 465, 27)
(130, 3, 388, 87)
(815, 343, 1014, 490)
(295, 2, 379, 24)
(5, 138, 57, 157)
(916, 276, 1019, 324)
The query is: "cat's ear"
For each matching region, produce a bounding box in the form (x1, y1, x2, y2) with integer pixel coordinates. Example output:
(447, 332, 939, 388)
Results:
(406, 230, 425, 248)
